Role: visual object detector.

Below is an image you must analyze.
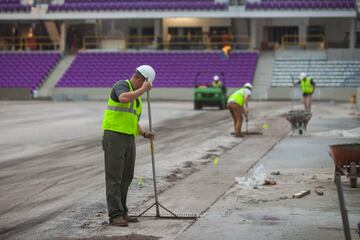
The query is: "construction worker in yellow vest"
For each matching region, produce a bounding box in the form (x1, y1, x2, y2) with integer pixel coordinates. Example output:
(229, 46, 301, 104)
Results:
(212, 75, 223, 88)
(294, 72, 316, 111)
(211, 74, 227, 94)
(227, 83, 253, 137)
(102, 65, 155, 227)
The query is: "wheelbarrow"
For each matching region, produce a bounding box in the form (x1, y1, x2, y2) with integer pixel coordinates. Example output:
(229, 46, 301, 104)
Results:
(329, 143, 360, 188)
(286, 110, 312, 135)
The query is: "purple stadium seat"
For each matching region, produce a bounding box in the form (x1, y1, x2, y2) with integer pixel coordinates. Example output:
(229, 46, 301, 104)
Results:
(0, 0, 31, 12)
(0, 52, 61, 90)
(56, 51, 258, 88)
(245, 0, 356, 10)
(48, 0, 227, 12)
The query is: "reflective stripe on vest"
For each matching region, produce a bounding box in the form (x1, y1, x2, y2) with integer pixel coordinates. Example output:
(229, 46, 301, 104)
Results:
(301, 77, 314, 94)
(102, 80, 142, 136)
(212, 81, 222, 88)
(107, 105, 136, 115)
(228, 88, 245, 106)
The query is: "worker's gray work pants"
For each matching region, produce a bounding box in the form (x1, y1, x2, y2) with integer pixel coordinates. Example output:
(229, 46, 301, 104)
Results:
(103, 130, 136, 219)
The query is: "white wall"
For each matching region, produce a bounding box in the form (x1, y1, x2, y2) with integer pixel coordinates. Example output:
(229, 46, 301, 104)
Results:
(309, 18, 352, 44)
(162, 18, 231, 36)
(233, 19, 249, 36)
(100, 19, 156, 38)
(254, 18, 309, 48)
(252, 18, 353, 49)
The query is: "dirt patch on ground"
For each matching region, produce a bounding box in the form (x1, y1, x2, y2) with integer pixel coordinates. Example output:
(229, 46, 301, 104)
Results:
(62, 234, 160, 240)
(164, 166, 201, 183)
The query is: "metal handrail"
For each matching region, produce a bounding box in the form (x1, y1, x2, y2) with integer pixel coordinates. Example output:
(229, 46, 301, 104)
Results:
(0, 36, 60, 50)
(82, 34, 251, 50)
(281, 34, 327, 50)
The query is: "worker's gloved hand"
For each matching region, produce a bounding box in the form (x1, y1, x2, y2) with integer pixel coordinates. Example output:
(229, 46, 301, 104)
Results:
(142, 81, 152, 92)
(143, 131, 155, 140)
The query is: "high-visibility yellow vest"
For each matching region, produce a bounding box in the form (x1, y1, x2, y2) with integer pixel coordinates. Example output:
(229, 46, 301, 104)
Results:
(102, 80, 142, 136)
(228, 88, 246, 107)
(301, 77, 314, 94)
(212, 81, 223, 88)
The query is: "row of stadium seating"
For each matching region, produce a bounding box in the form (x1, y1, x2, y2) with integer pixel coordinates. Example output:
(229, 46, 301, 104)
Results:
(65, 0, 215, 2)
(246, 0, 356, 10)
(2, 51, 359, 90)
(0, 0, 20, 4)
(48, 1, 226, 12)
(0, 0, 30, 12)
(271, 59, 360, 87)
(1, 0, 356, 12)
(0, 52, 61, 90)
(56, 52, 257, 88)
(0, 51, 257, 89)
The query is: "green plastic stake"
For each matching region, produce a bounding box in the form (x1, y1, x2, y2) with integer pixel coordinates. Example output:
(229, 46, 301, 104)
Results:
(137, 176, 143, 189)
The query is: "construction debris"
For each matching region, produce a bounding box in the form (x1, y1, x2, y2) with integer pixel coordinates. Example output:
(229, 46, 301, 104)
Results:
(293, 190, 311, 199)
(183, 161, 194, 168)
(235, 164, 266, 188)
(263, 180, 277, 185)
(315, 186, 325, 195)
(270, 171, 280, 176)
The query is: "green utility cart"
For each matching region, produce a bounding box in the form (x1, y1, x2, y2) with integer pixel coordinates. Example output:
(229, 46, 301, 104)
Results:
(193, 72, 227, 110)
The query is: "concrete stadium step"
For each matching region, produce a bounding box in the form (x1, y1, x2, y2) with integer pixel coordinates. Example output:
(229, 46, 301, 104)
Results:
(38, 55, 76, 98)
(252, 51, 274, 101)
(271, 57, 360, 87)
(275, 50, 328, 61)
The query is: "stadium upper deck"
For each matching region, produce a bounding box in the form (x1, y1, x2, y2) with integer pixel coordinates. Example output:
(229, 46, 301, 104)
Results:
(0, 0, 359, 100)
(0, 0, 358, 53)
(0, 0, 357, 19)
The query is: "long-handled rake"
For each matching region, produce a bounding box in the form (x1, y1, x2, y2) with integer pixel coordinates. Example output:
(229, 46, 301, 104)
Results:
(244, 112, 262, 136)
(246, 116, 248, 135)
(134, 91, 197, 220)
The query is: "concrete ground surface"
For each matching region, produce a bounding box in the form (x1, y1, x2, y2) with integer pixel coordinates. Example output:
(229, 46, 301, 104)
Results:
(0, 100, 359, 240)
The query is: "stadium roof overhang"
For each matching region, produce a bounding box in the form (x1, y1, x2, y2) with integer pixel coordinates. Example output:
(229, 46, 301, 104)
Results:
(0, 7, 357, 21)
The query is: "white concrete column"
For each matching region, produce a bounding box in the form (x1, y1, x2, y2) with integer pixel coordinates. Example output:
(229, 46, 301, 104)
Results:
(154, 19, 162, 44)
(299, 19, 308, 48)
(95, 20, 101, 37)
(357, 88, 360, 111)
(250, 19, 257, 50)
(59, 21, 66, 53)
(202, 25, 210, 49)
(118, 20, 126, 38)
(349, 19, 355, 50)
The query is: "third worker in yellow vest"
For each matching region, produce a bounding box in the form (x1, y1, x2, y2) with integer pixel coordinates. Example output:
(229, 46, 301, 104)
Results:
(211, 75, 223, 88)
(294, 72, 316, 111)
(227, 83, 253, 137)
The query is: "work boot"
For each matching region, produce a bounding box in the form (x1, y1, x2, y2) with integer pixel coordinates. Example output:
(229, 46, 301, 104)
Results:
(234, 133, 245, 138)
(109, 216, 128, 227)
(123, 213, 139, 223)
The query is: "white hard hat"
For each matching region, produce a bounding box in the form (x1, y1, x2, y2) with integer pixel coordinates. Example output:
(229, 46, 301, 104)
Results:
(136, 65, 156, 82)
(213, 75, 220, 81)
(299, 72, 307, 79)
(244, 83, 253, 90)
